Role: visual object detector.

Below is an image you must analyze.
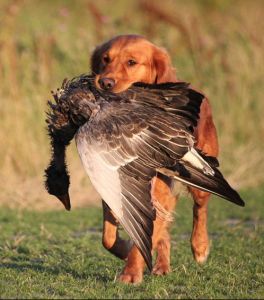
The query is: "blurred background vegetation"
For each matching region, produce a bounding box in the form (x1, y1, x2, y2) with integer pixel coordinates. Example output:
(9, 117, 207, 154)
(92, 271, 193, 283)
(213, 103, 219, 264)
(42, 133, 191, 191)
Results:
(0, 0, 263, 210)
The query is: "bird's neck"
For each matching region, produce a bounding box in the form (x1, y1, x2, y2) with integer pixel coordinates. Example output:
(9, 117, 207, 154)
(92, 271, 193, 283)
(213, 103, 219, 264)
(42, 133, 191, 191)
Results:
(51, 140, 67, 171)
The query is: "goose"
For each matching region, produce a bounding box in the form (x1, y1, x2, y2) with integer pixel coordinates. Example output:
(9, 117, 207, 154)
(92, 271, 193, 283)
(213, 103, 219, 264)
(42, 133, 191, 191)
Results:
(44, 74, 245, 271)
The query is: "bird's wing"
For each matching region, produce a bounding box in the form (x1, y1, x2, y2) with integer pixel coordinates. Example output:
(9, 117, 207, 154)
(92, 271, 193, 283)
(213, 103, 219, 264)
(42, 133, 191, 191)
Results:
(75, 82, 206, 269)
(127, 82, 204, 129)
(127, 83, 244, 206)
(76, 128, 156, 270)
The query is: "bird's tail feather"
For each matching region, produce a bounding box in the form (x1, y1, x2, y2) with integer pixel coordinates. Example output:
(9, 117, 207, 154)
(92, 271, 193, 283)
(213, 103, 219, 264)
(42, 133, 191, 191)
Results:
(157, 163, 245, 207)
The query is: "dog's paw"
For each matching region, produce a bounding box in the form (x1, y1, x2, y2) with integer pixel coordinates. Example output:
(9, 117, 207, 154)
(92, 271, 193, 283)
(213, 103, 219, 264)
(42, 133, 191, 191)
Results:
(192, 244, 210, 264)
(152, 262, 171, 276)
(118, 271, 143, 284)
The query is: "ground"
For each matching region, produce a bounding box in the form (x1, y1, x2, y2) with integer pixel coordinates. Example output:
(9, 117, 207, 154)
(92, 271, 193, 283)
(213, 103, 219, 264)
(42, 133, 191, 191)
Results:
(0, 186, 263, 299)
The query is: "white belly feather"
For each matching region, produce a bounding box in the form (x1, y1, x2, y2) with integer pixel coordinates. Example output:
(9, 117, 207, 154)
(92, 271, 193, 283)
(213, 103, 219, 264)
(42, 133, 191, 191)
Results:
(75, 134, 124, 218)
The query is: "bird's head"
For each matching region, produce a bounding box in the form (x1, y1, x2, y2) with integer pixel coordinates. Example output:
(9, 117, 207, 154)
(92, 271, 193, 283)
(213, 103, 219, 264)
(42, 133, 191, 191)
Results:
(45, 157, 71, 211)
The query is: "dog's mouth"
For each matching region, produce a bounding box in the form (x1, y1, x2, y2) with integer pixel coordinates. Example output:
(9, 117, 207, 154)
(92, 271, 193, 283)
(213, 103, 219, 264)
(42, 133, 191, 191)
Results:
(95, 75, 132, 94)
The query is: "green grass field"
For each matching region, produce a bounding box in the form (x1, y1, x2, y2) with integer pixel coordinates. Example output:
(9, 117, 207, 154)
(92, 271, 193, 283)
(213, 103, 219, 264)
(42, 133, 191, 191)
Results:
(1, 188, 263, 299)
(0, 0, 264, 298)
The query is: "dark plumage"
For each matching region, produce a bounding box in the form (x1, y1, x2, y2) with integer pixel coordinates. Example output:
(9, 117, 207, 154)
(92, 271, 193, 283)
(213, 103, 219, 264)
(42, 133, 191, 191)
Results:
(44, 74, 245, 271)
(45, 77, 95, 210)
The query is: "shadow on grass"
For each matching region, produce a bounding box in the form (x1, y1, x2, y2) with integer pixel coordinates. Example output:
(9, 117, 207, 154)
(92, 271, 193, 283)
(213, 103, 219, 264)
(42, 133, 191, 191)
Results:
(0, 258, 111, 283)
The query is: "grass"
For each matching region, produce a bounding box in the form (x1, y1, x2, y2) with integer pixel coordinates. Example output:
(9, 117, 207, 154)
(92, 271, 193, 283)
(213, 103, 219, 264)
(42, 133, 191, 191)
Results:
(0, 0, 264, 208)
(0, 187, 263, 299)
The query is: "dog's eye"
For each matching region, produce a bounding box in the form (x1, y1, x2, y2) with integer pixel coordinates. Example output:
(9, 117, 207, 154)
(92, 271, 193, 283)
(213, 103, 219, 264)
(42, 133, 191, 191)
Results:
(127, 59, 137, 66)
(103, 55, 110, 64)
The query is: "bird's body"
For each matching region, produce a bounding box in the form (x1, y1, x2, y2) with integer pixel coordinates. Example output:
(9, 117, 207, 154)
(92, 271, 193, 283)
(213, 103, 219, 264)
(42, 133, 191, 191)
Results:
(45, 74, 244, 270)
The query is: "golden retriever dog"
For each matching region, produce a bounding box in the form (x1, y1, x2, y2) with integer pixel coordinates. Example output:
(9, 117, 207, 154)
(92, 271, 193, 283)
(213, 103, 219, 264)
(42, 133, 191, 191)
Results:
(91, 34, 219, 283)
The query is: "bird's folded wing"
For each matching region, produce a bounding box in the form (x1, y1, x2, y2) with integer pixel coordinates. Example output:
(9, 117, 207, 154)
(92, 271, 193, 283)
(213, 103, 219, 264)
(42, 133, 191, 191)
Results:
(127, 82, 204, 129)
(157, 161, 245, 207)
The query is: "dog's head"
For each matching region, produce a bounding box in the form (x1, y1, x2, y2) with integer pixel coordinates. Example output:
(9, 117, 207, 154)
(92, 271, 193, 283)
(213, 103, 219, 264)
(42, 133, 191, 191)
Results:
(91, 34, 177, 93)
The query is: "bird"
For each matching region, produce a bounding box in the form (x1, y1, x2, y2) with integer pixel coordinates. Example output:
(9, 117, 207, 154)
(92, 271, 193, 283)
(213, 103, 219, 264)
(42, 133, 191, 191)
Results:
(44, 74, 245, 271)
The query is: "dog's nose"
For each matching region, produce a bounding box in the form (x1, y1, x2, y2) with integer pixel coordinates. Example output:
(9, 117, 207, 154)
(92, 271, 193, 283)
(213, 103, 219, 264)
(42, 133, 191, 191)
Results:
(98, 78, 115, 90)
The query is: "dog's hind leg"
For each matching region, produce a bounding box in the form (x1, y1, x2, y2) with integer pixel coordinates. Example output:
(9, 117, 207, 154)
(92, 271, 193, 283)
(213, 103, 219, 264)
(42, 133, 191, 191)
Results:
(190, 98, 219, 263)
(102, 200, 133, 260)
(151, 174, 177, 276)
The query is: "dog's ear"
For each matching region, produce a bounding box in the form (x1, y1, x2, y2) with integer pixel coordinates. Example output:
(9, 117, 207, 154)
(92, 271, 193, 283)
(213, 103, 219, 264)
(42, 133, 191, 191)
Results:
(90, 40, 112, 74)
(153, 46, 177, 83)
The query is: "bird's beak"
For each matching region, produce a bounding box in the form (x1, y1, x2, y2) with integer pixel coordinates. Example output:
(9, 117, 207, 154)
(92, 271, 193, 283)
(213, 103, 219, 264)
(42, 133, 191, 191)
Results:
(57, 193, 71, 211)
